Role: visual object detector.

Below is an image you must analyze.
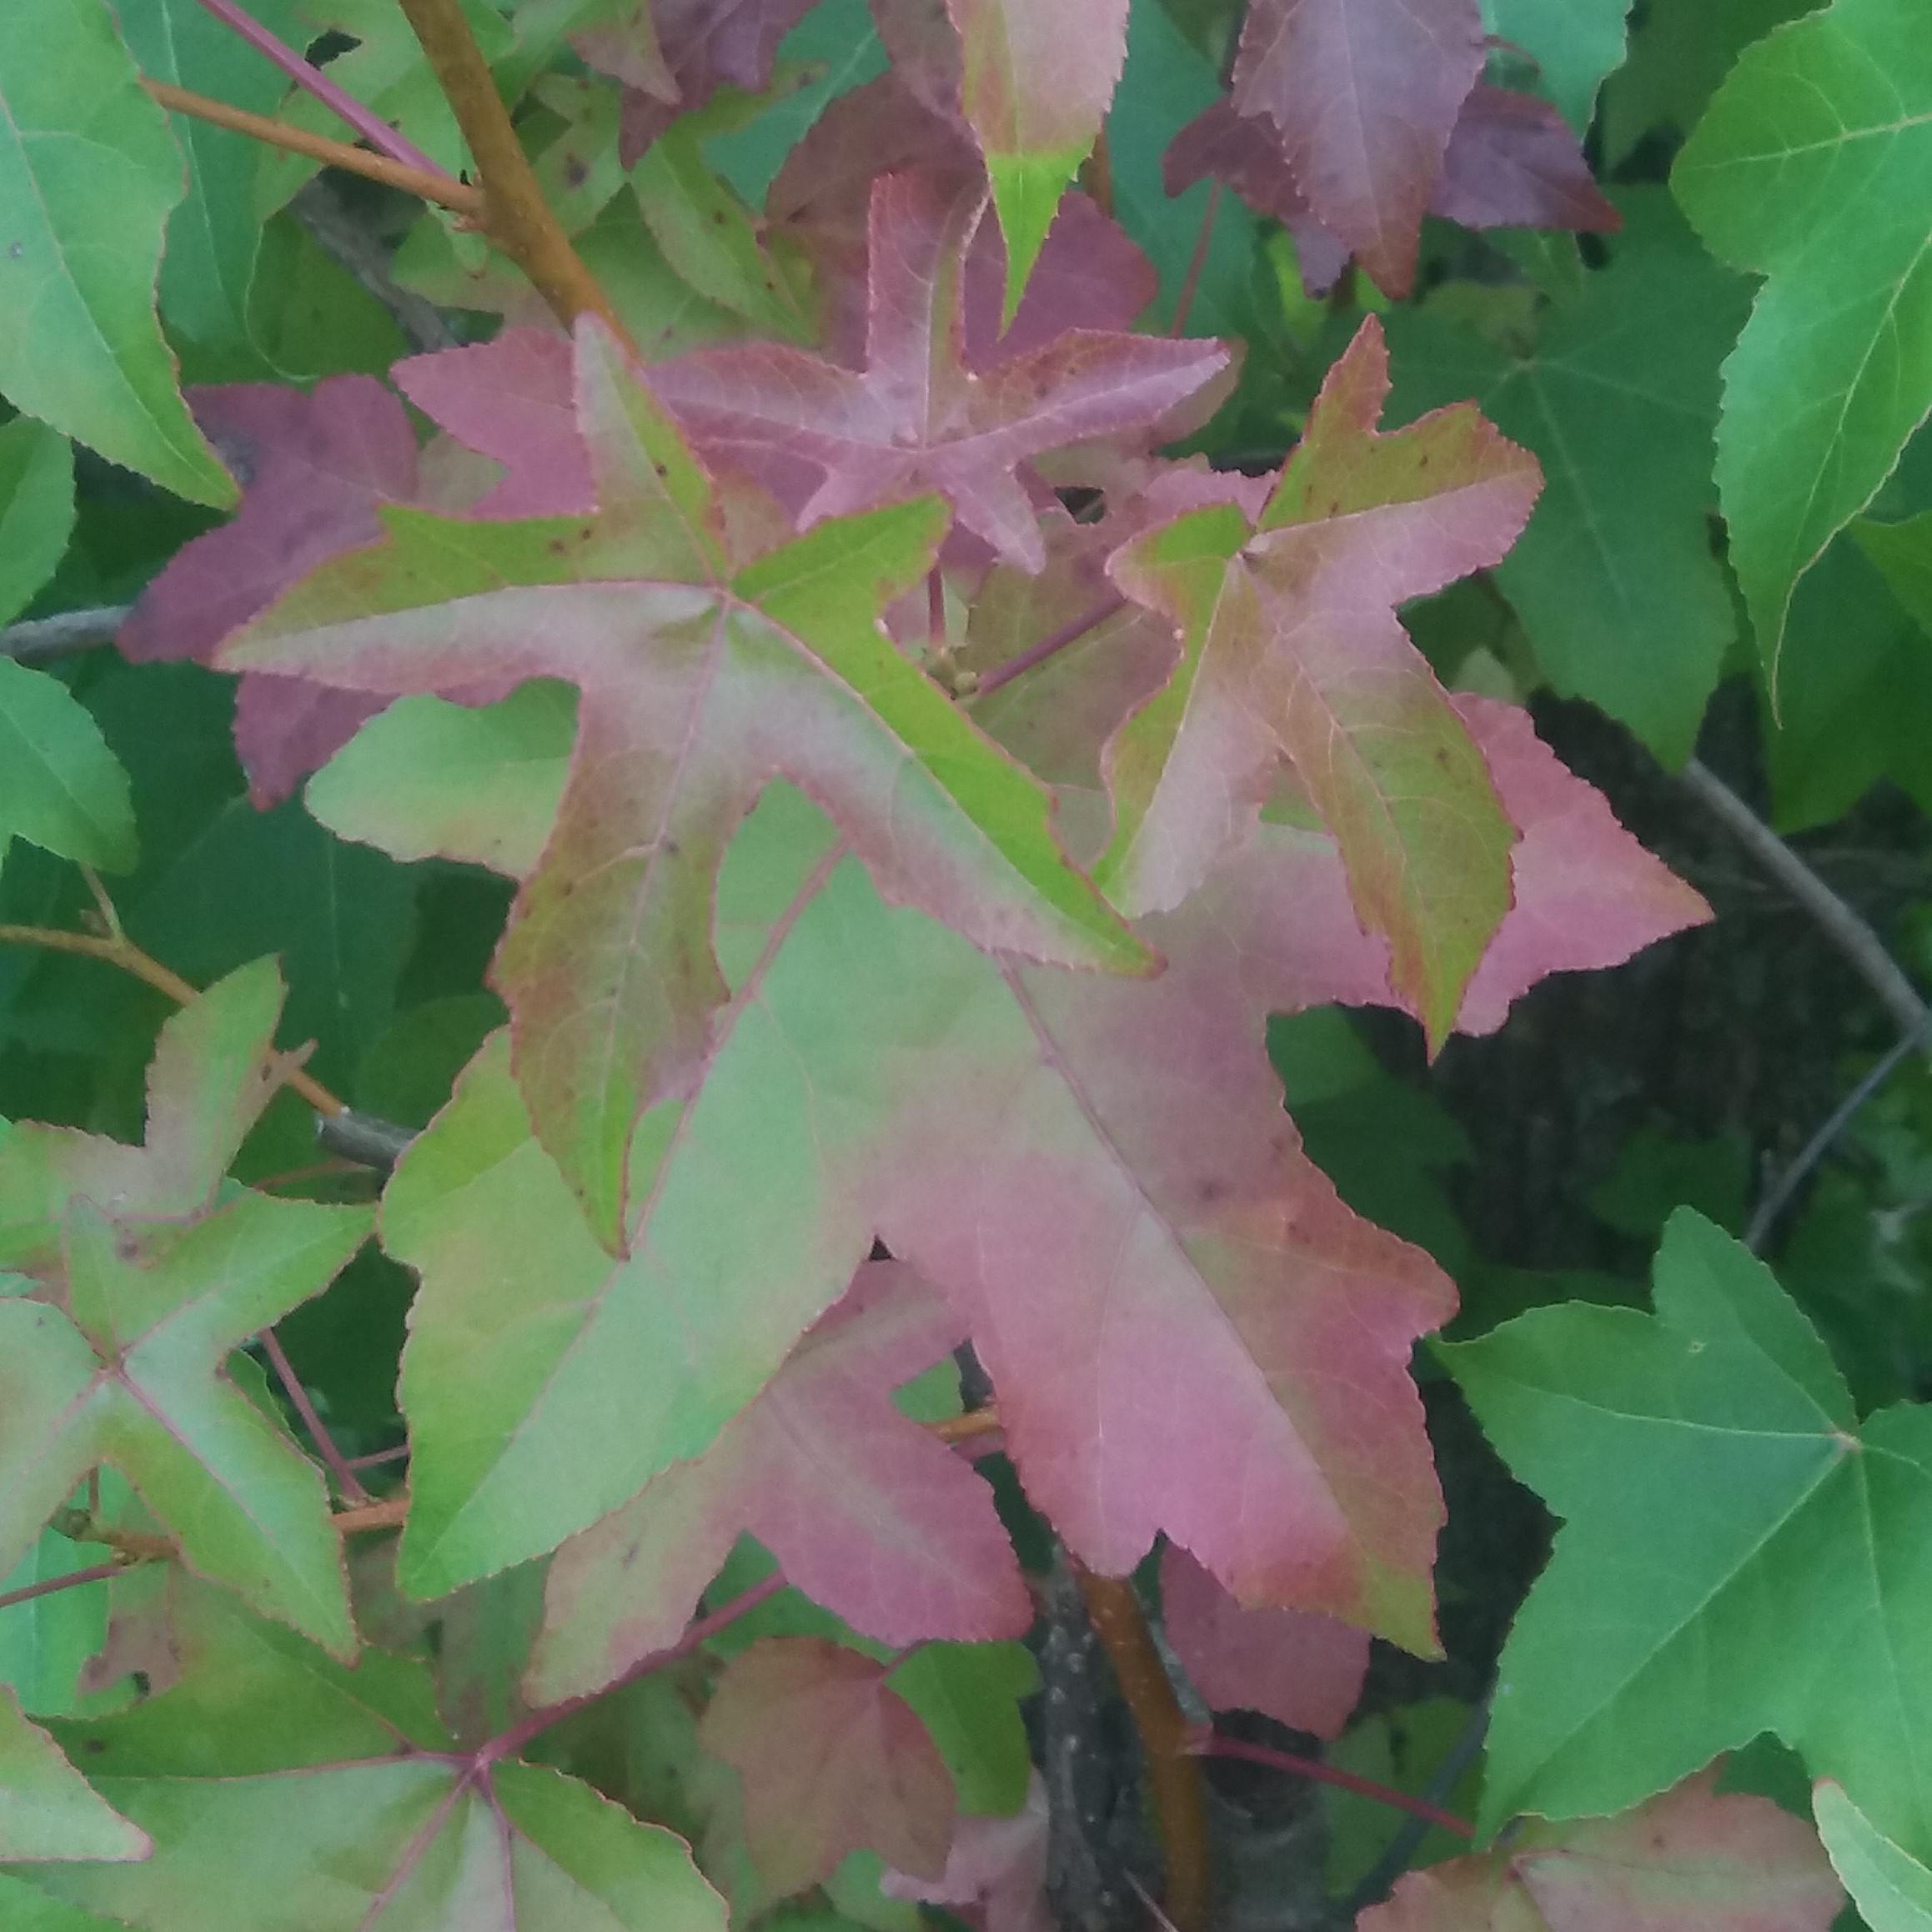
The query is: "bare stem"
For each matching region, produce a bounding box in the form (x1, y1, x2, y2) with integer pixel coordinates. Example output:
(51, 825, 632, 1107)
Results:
(970, 595, 1127, 700)
(0, 1563, 128, 1617)
(1171, 183, 1222, 338)
(190, 0, 447, 174)
(143, 79, 481, 216)
(397, 0, 635, 346)
(258, 1327, 369, 1503)
(0, 922, 344, 1118)
(334, 1495, 409, 1533)
(1, 605, 131, 665)
(1187, 1730, 1475, 1839)
(1075, 1565, 1212, 1932)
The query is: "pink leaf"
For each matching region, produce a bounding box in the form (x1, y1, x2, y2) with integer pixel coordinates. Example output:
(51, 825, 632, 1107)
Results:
(698, 1636, 957, 1898)
(1103, 317, 1541, 1046)
(1360, 1769, 1844, 1932)
(881, 1770, 1054, 1932)
(617, 0, 818, 163)
(528, 1261, 1030, 1704)
(1161, 1544, 1368, 1739)
(1433, 88, 1620, 237)
(1231, 0, 1487, 297)
(649, 170, 1231, 570)
(118, 378, 420, 805)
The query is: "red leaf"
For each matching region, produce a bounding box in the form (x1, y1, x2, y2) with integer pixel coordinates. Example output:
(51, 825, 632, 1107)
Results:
(617, 0, 818, 163)
(1433, 88, 1621, 237)
(1103, 318, 1541, 1044)
(698, 1636, 957, 1898)
(648, 170, 1231, 570)
(528, 1261, 1029, 1703)
(118, 378, 420, 805)
(1161, 1544, 1368, 1739)
(1360, 1769, 1844, 1931)
(881, 1770, 1054, 1932)
(1231, 0, 1487, 296)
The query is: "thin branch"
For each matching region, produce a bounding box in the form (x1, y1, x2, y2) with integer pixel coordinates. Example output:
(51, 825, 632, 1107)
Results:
(0, 1563, 128, 1617)
(291, 179, 459, 354)
(1187, 1730, 1475, 1840)
(189, 0, 448, 176)
(1747, 1016, 1932, 1252)
(484, 1570, 790, 1763)
(1, 605, 131, 665)
(0, 922, 344, 1118)
(317, 1108, 418, 1171)
(397, 0, 635, 345)
(144, 79, 482, 217)
(258, 1327, 369, 1503)
(928, 1407, 1003, 1445)
(348, 1443, 412, 1470)
(1680, 758, 1931, 1040)
(1342, 1693, 1492, 1914)
(1075, 1565, 1212, 1932)
(971, 595, 1127, 700)
(334, 1495, 409, 1533)
(1171, 183, 1222, 339)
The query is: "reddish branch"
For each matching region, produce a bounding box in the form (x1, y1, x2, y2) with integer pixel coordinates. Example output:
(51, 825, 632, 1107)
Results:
(1075, 1565, 1213, 1932)
(0, 1563, 126, 1617)
(971, 595, 1127, 700)
(1188, 1729, 1476, 1839)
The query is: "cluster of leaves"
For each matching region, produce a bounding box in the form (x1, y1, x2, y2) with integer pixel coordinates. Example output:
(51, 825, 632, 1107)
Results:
(2, 0, 1931, 1928)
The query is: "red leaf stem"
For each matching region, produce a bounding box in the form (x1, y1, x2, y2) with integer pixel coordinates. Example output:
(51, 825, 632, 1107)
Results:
(971, 595, 1127, 699)
(1171, 183, 1222, 338)
(1187, 1729, 1475, 1838)
(258, 1326, 370, 1503)
(0, 1562, 127, 1617)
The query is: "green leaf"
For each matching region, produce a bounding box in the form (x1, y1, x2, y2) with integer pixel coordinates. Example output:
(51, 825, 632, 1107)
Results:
(0, 1687, 146, 1863)
(12, 1599, 728, 1932)
(1856, 510, 1932, 639)
(0, 660, 136, 876)
(0, 1534, 111, 1719)
(1481, 0, 1635, 130)
(0, 0, 235, 507)
(1673, 0, 1932, 689)
(0, 419, 75, 627)
(116, 0, 309, 373)
(1816, 1779, 1932, 1932)
(0, 963, 372, 1655)
(308, 683, 576, 880)
(1444, 1207, 1932, 1863)
(887, 1643, 1037, 1818)
(1387, 191, 1750, 767)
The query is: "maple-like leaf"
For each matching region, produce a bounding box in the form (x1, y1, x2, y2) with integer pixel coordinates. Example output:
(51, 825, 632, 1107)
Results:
(0, 961, 370, 1657)
(526, 1260, 1030, 1703)
(1101, 316, 1542, 1046)
(1168, 88, 1616, 297)
(1446, 1209, 1932, 1862)
(617, 0, 818, 163)
(379, 784, 1453, 1642)
(646, 170, 1232, 571)
(8, 1589, 729, 1932)
(117, 378, 423, 806)
(942, 0, 1130, 318)
(0, 1685, 148, 1863)
(1360, 1769, 1843, 1932)
(1230, 0, 1488, 297)
(223, 316, 1144, 1247)
(1161, 1544, 1367, 1739)
(698, 1636, 956, 1899)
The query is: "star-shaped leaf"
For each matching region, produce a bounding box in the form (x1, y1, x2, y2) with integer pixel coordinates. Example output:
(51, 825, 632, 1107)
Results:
(645, 169, 1233, 571)
(1230, 0, 1488, 297)
(223, 315, 1145, 1248)
(1360, 1770, 1843, 1932)
(528, 1260, 1030, 1703)
(698, 1637, 955, 1899)
(0, 962, 370, 1657)
(1673, 0, 1932, 686)
(1445, 1208, 1932, 1864)
(1102, 316, 1542, 1046)
(7, 1590, 729, 1932)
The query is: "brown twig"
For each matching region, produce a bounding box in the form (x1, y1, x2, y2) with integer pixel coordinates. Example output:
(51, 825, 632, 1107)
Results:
(258, 1327, 369, 1503)
(927, 1408, 1003, 1444)
(143, 79, 482, 217)
(0, 923, 344, 1118)
(0, 1563, 128, 1616)
(1075, 1565, 1212, 1932)
(396, 0, 635, 346)
(334, 1496, 409, 1534)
